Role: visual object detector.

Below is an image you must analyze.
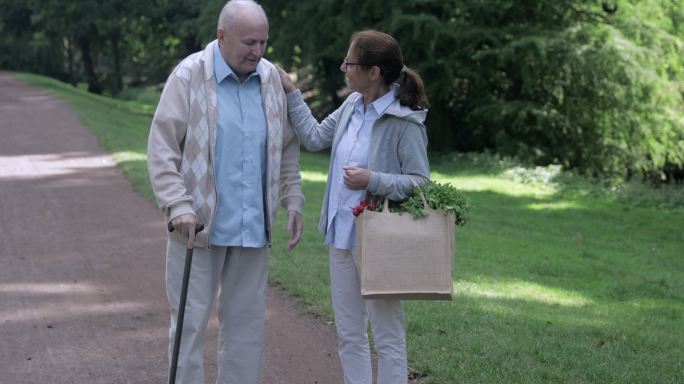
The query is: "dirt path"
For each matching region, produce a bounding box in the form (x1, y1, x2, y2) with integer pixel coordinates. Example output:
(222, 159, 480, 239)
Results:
(0, 73, 343, 384)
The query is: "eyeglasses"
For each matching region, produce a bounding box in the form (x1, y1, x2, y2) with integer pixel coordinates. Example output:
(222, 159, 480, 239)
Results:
(342, 58, 368, 70)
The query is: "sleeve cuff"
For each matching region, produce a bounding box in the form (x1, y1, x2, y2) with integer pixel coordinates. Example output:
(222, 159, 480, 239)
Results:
(367, 171, 380, 194)
(168, 201, 195, 222)
(280, 194, 305, 214)
(286, 89, 305, 110)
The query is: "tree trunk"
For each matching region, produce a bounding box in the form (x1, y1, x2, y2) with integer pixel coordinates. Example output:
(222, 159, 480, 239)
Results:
(65, 38, 76, 86)
(78, 35, 102, 94)
(110, 31, 122, 95)
(425, 101, 457, 152)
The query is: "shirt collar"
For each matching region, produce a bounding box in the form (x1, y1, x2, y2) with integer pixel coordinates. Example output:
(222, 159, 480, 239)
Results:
(355, 84, 398, 115)
(213, 43, 263, 83)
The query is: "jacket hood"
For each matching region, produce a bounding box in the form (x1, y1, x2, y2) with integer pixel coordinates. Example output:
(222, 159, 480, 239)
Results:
(384, 98, 427, 125)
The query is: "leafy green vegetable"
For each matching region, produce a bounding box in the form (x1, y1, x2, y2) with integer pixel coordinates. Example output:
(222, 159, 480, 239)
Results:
(395, 180, 470, 226)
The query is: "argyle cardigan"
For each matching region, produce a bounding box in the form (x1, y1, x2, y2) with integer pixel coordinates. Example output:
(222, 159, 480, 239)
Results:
(147, 40, 303, 248)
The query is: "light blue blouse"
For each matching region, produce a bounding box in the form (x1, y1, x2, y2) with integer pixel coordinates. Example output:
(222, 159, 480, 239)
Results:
(325, 86, 397, 250)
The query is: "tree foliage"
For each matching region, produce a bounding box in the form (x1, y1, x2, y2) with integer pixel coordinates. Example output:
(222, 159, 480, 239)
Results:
(1, 0, 682, 182)
(0, 0, 203, 94)
(263, 0, 684, 182)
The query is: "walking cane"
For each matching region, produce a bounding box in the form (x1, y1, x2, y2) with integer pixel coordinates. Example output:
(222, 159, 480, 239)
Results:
(167, 221, 204, 384)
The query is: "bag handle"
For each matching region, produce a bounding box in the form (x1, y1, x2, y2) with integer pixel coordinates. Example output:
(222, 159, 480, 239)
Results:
(406, 175, 429, 207)
(379, 175, 428, 214)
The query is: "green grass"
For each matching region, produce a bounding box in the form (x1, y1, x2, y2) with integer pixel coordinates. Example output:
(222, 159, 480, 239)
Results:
(13, 71, 684, 384)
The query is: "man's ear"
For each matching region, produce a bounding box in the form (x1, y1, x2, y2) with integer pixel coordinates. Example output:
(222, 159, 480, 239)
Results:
(216, 27, 224, 45)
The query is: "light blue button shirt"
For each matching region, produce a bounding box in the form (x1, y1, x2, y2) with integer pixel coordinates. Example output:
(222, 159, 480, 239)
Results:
(210, 43, 267, 247)
(325, 86, 398, 250)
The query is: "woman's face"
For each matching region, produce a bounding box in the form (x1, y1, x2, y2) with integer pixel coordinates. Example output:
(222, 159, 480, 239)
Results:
(340, 44, 369, 93)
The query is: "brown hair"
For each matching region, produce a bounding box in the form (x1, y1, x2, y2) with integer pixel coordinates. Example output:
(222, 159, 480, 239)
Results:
(350, 30, 429, 110)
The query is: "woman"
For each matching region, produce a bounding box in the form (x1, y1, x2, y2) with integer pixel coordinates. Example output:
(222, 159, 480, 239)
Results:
(277, 30, 430, 384)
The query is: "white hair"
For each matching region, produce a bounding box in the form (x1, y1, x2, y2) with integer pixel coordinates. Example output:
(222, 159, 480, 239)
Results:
(218, 0, 267, 31)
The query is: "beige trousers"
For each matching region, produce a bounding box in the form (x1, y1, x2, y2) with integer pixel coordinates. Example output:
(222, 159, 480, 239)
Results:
(329, 247, 408, 384)
(165, 238, 268, 384)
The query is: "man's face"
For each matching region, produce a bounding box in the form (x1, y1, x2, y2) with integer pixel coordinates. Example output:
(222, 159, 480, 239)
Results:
(217, 14, 268, 81)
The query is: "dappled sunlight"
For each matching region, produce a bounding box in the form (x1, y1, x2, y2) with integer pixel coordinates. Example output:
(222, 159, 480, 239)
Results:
(301, 169, 328, 183)
(0, 282, 98, 295)
(0, 281, 149, 324)
(0, 152, 115, 179)
(526, 201, 584, 210)
(474, 297, 611, 329)
(431, 172, 557, 198)
(623, 297, 684, 317)
(0, 299, 146, 323)
(112, 150, 146, 163)
(455, 279, 593, 307)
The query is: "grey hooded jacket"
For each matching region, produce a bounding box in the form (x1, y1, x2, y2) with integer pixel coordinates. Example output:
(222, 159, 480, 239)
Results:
(286, 89, 430, 236)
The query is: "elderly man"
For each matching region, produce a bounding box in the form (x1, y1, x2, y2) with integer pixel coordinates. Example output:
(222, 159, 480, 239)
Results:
(146, 0, 304, 383)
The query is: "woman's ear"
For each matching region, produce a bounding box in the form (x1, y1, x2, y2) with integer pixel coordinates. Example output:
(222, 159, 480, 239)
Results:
(369, 66, 382, 81)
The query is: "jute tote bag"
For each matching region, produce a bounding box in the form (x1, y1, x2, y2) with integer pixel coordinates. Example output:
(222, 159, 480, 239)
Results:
(354, 192, 455, 300)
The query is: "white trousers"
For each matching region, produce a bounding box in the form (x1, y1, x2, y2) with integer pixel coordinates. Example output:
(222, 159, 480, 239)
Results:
(166, 238, 268, 384)
(329, 247, 408, 384)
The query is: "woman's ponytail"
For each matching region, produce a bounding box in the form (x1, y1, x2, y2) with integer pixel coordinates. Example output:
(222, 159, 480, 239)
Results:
(395, 66, 429, 111)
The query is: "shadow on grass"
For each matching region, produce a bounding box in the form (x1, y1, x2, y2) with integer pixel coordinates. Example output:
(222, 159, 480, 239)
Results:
(405, 291, 683, 383)
(457, 188, 682, 301)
